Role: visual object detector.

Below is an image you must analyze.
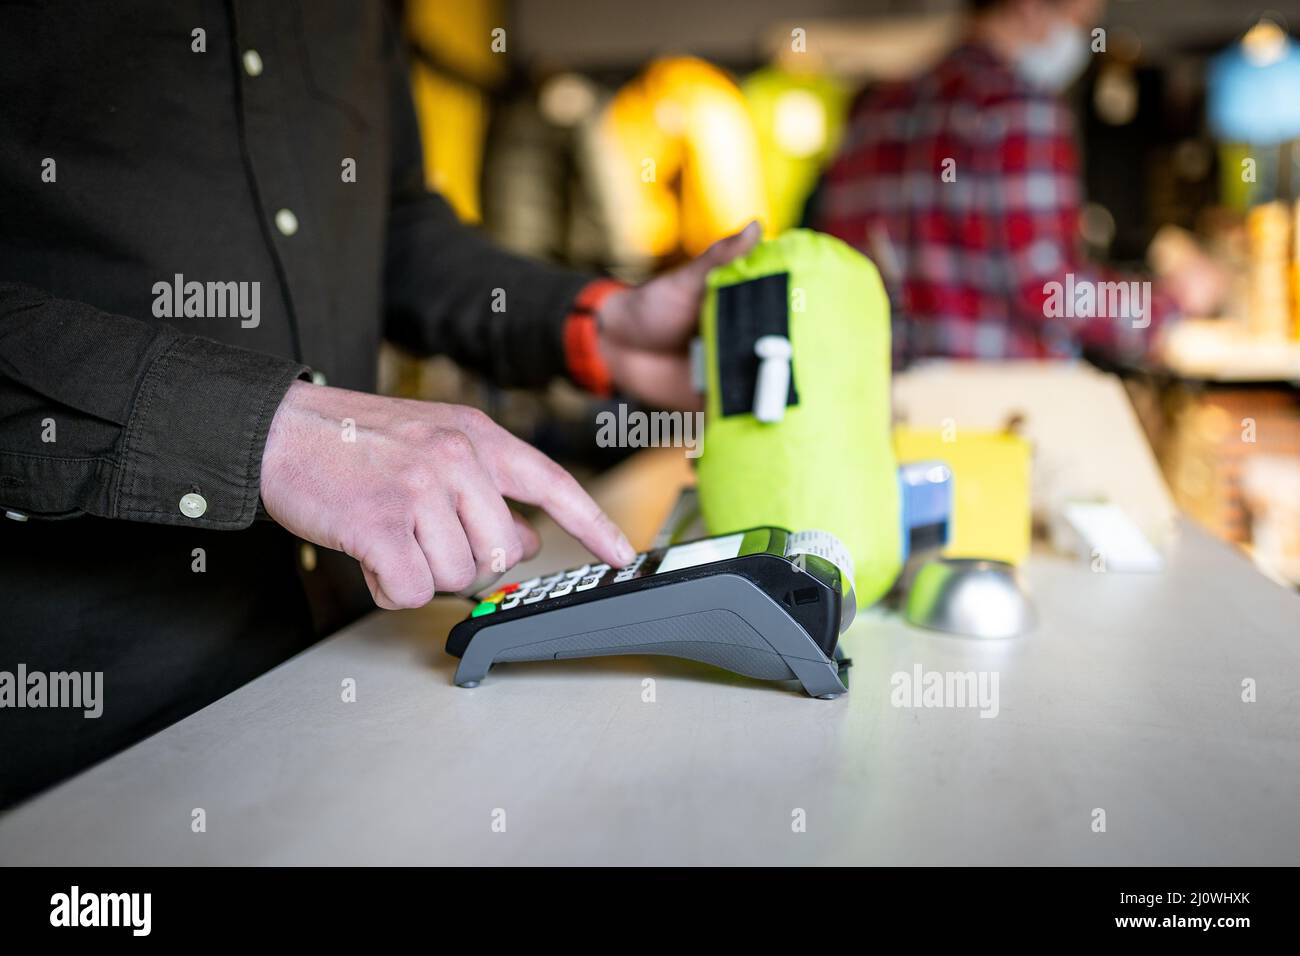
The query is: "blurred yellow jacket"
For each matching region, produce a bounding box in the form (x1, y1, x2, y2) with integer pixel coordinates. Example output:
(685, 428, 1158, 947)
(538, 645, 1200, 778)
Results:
(595, 57, 770, 259)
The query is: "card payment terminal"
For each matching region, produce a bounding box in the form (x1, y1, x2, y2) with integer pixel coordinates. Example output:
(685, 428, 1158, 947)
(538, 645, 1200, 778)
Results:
(446, 527, 854, 698)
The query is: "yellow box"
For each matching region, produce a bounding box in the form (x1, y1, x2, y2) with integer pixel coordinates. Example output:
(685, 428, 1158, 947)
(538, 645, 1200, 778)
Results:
(894, 426, 1032, 566)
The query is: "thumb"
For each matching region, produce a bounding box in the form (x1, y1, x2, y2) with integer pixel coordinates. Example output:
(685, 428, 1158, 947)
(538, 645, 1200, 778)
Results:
(692, 219, 761, 275)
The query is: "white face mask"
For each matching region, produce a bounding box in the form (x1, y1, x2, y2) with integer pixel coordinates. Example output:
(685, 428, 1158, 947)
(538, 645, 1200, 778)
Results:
(1015, 22, 1091, 91)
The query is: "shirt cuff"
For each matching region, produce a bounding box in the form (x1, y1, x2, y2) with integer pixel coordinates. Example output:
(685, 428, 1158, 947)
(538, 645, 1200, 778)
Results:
(112, 331, 309, 529)
(563, 278, 625, 396)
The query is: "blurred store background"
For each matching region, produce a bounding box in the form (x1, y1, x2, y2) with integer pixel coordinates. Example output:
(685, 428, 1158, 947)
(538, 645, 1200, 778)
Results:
(390, 0, 1300, 590)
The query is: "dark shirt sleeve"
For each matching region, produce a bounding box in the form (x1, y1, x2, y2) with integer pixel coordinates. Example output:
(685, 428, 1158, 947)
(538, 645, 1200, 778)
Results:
(0, 282, 307, 526)
(380, 29, 592, 390)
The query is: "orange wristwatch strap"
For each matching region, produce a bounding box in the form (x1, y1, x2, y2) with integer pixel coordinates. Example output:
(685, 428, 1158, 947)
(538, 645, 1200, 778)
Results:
(563, 279, 625, 396)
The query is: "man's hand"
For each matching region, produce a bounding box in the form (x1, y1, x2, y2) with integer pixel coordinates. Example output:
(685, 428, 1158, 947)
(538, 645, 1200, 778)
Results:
(260, 382, 637, 609)
(1149, 224, 1230, 319)
(1159, 258, 1230, 319)
(596, 221, 761, 409)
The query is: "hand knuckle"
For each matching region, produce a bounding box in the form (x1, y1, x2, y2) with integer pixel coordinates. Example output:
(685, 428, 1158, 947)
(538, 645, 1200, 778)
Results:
(370, 493, 415, 532)
(432, 427, 475, 462)
(395, 418, 439, 446)
(396, 461, 436, 493)
(441, 562, 476, 592)
(345, 504, 409, 561)
(456, 405, 491, 431)
(357, 539, 431, 607)
(391, 578, 435, 609)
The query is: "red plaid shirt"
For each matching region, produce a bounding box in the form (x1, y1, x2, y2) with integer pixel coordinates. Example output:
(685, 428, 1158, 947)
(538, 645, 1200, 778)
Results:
(817, 42, 1173, 362)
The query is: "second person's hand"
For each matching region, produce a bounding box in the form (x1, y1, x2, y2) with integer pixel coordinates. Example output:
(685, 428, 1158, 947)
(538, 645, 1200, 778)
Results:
(595, 220, 761, 410)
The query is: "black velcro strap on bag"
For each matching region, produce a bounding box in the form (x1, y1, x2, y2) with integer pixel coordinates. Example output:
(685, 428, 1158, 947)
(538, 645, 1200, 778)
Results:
(714, 272, 799, 418)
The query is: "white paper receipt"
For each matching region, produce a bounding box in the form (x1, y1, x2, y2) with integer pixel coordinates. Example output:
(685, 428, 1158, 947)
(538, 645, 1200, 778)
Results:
(784, 529, 856, 590)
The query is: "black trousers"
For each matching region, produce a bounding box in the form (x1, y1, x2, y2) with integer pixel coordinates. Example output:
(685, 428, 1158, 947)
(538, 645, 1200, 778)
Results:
(0, 516, 368, 807)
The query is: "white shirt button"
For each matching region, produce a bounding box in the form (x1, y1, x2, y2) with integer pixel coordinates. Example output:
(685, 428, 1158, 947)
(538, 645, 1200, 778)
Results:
(242, 49, 263, 77)
(179, 493, 207, 519)
(310, 371, 327, 386)
(274, 208, 298, 236)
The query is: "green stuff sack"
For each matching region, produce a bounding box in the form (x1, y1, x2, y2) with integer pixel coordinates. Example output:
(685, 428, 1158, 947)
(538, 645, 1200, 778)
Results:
(696, 228, 901, 607)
